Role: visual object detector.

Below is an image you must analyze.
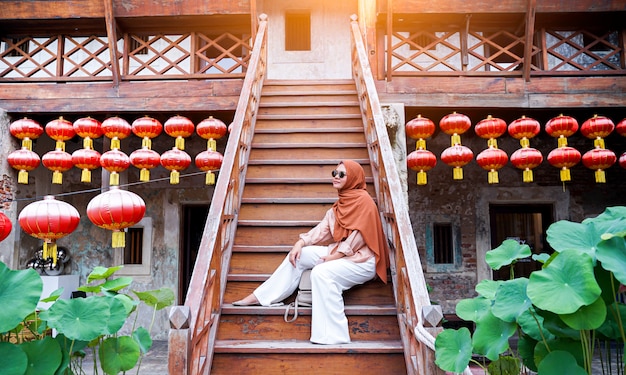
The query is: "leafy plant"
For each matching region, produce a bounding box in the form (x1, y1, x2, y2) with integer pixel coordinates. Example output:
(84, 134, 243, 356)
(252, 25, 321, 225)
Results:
(0, 263, 174, 375)
(435, 206, 626, 374)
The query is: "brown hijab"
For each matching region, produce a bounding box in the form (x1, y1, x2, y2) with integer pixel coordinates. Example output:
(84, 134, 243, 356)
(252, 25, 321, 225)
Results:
(332, 160, 389, 283)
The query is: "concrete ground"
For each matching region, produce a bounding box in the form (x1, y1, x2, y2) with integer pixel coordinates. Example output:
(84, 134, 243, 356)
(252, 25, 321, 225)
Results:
(78, 340, 168, 375)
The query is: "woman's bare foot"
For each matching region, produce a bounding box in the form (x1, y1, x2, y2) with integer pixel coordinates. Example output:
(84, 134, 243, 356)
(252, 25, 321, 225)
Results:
(232, 294, 260, 306)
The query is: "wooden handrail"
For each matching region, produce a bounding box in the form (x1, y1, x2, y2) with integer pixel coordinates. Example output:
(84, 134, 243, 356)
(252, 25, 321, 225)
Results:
(350, 14, 446, 375)
(167, 13, 267, 375)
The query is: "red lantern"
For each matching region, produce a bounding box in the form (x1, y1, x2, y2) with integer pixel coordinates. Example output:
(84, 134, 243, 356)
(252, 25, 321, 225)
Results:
(130, 148, 161, 182)
(0, 211, 12, 242)
(160, 147, 191, 184)
(440, 112, 471, 146)
(102, 117, 132, 150)
(547, 147, 581, 182)
(87, 187, 146, 248)
(407, 149, 437, 185)
(475, 115, 507, 148)
(440, 145, 473, 180)
(18, 196, 80, 266)
(476, 148, 508, 184)
(42, 149, 73, 184)
(195, 150, 223, 185)
(582, 148, 616, 183)
(45, 117, 75, 152)
(545, 114, 578, 147)
(164, 115, 195, 150)
(10, 118, 43, 150)
(510, 148, 543, 183)
(132, 116, 163, 149)
(197, 116, 227, 152)
(72, 148, 101, 183)
(616, 118, 626, 137)
(73, 117, 103, 149)
(8, 148, 40, 184)
(581, 115, 614, 149)
(619, 152, 626, 169)
(406, 115, 436, 150)
(508, 116, 540, 147)
(100, 149, 131, 186)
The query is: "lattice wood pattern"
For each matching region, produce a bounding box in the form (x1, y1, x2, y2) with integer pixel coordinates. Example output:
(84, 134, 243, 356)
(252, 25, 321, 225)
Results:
(543, 29, 623, 72)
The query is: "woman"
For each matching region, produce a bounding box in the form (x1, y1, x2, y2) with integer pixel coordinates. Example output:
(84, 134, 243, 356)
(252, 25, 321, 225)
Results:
(233, 160, 389, 345)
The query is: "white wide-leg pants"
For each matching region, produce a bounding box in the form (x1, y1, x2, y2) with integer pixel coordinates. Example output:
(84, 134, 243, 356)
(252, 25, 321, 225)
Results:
(253, 245, 376, 344)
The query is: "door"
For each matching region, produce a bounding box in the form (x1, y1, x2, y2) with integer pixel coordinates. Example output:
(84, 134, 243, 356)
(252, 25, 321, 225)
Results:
(489, 204, 554, 281)
(179, 204, 209, 304)
(261, 0, 357, 79)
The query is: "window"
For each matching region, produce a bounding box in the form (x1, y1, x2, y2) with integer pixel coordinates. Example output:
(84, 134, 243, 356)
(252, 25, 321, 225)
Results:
(426, 216, 462, 272)
(433, 223, 453, 264)
(115, 217, 152, 276)
(285, 11, 311, 51)
(129, 35, 150, 55)
(4, 38, 29, 57)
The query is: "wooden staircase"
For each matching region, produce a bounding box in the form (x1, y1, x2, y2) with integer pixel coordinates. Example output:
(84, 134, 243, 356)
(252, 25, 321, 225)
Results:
(210, 80, 407, 374)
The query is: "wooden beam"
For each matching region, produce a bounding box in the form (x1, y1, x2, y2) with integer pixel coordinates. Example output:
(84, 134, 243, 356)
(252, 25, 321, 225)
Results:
(103, 0, 120, 86)
(387, 0, 626, 13)
(523, 0, 536, 82)
(386, 0, 392, 82)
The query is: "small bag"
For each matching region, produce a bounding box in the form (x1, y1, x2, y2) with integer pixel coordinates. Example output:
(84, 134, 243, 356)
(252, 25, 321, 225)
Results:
(284, 270, 312, 322)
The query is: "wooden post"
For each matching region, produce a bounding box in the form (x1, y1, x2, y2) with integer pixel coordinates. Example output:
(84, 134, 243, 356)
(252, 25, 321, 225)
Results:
(168, 305, 191, 375)
(523, 0, 537, 81)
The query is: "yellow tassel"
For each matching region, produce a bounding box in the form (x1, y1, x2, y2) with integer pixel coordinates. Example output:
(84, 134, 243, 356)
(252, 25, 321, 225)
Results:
(140, 169, 150, 182)
(170, 170, 180, 184)
(206, 171, 215, 185)
(56, 140, 65, 151)
(520, 138, 530, 148)
(23, 139, 32, 151)
(109, 172, 119, 186)
(52, 171, 63, 184)
(595, 170, 606, 183)
(142, 138, 152, 149)
(83, 138, 93, 149)
(51, 243, 58, 267)
(18, 170, 29, 184)
(488, 138, 498, 148)
(111, 138, 120, 150)
(112, 231, 125, 248)
(557, 136, 568, 148)
(176, 137, 185, 150)
(488, 170, 499, 184)
(208, 139, 217, 152)
(453, 167, 463, 180)
(81, 169, 91, 183)
(523, 169, 534, 182)
(451, 134, 461, 146)
(416, 139, 426, 150)
(594, 138, 605, 149)
(417, 171, 427, 185)
(560, 168, 571, 182)
(43, 242, 48, 260)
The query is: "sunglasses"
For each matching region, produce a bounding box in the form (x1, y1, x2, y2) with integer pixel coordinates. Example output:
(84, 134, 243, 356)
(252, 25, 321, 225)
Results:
(331, 170, 347, 178)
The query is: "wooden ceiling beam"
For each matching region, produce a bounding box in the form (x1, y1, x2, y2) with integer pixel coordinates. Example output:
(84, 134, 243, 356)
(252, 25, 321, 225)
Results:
(103, 0, 120, 86)
(523, 0, 536, 82)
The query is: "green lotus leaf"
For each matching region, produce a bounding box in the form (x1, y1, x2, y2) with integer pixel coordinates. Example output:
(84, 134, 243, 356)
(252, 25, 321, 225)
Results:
(595, 265, 622, 304)
(537, 350, 586, 375)
(40, 296, 126, 341)
(41, 287, 64, 303)
(486, 239, 531, 270)
(584, 206, 626, 224)
(546, 220, 599, 259)
(0, 262, 42, 333)
(472, 310, 517, 361)
(456, 297, 491, 322)
(516, 308, 555, 342)
(492, 278, 531, 322)
(77, 284, 102, 293)
(102, 277, 133, 292)
(532, 253, 550, 264)
(99, 336, 140, 374)
(559, 296, 606, 330)
(527, 250, 601, 314)
(114, 293, 139, 315)
(487, 355, 520, 375)
(539, 310, 579, 339)
(517, 334, 538, 372)
(134, 288, 175, 310)
(534, 338, 584, 369)
(434, 327, 473, 373)
(19, 336, 62, 375)
(0, 342, 28, 375)
(132, 326, 153, 353)
(475, 279, 503, 300)
(52, 334, 89, 375)
(596, 236, 626, 285)
(87, 266, 123, 283)
(596, 303, 626, 340)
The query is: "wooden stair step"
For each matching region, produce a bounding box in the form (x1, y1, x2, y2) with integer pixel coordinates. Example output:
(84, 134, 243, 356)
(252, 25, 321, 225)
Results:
(252, 131, 366, 144)
(239, 202, 331, 221)
(260, 95, 360, 106)
(234, 226, 313, 246)
(248, 148, 370, 164)
(245, 164, 372, 179)
(255, 118, 363, 130)
(232, 245, 292, 253)
(221, 304, 397, 315)
(214, 339, 403, 353)
(256, 113, 362, 120)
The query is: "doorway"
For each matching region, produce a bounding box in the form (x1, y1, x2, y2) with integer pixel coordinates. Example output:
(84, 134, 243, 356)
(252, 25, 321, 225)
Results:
(489, 204, 554, 281)
(179, 204, 210, 304)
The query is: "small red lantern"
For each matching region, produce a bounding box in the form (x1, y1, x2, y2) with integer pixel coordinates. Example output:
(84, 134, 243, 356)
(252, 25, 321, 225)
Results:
(407, 149, 437, 185)
(440, 145, 473, 180)
(581, 115, 614, 149)
(475, 115, 507, 148)
(195, 150, 224, 185)
(132, 116, 163, 149)
(547, 147, 581, 182)
(0, 211, 12, 242)
(616, 118, 626, 137)
(406, 115, 436, 150)
(545, 114, 578, 147)
(130, 148, 161, 182)
(18, 196, 80, 266)
(8, 148, 40, 184)
(45, 117, 75, 152)
(476, 148, 508, 184)
(10, 118, 43, 150)
(72, 148, 101, 183)
(582, 148, 616, 183)
(87, 187, 146, 248)
(197, 116, 227, 152)
(42, 149, 73, 184)
(164, 115, 195, 150)
(508, 116, 540, 148)
(440, 112, 471, 146)
(100, 149, 131, 186)
(73, 117, 103, 149)
(160, 147, 191, 184)
(510, 148, 543, 183)
(102, 117, 132, 150)
(619, 152, 626, 169)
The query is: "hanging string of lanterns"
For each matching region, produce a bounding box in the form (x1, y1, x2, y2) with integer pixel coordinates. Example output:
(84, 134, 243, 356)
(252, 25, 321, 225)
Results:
(72, 117, 103, 183)
(545, 114, 581, 183)
(581, 115, 616, 183)
(617, 118, 626, 169)
(195, 116, 227, 185)
(130, 116, 163, 182)
(405, 115, 437, 185)
(8, 118, 44, 184)
(508, 116, 543, 183)
(162, 115, 194, 184)
(42, 117, 75, 184)
(101, 117, 132, 186)
(474, 115, 508, 184)
(0, 211, 12, 242)
(439, 112, 473, 180)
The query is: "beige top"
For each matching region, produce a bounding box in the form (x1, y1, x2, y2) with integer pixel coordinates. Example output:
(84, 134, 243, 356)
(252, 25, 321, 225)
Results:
(299, 208, 375, 263)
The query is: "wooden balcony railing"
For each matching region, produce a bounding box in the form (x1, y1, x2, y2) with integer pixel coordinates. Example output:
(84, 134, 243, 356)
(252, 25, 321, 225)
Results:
(167, 14, 267, 375)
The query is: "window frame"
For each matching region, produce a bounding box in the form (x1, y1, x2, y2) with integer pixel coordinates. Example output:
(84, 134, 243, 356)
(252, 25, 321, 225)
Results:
(114, 217, 153, 277)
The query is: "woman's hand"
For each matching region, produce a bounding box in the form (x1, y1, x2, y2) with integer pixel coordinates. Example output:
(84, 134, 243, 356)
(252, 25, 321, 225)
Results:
(289, 239, 304, 267)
